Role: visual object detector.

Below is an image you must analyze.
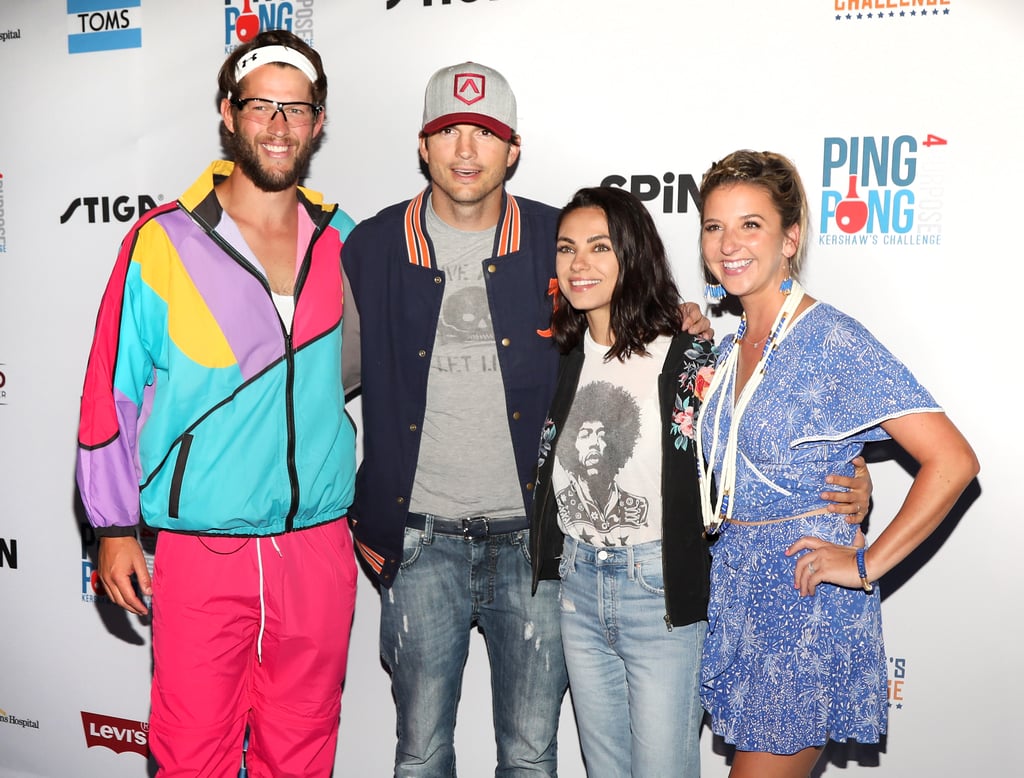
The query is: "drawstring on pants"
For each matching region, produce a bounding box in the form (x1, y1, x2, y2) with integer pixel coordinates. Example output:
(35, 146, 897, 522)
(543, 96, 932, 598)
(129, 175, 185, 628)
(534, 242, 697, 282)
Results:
(255, 537, 284, 663)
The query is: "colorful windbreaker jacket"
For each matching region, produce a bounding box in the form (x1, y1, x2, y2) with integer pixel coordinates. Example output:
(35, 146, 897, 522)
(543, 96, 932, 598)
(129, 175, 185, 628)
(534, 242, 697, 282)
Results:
(76, 161, 357, 537)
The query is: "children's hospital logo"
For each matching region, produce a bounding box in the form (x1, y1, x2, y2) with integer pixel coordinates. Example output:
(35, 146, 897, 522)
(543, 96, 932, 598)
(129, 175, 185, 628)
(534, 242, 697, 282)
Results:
(819, 132, 946, 247)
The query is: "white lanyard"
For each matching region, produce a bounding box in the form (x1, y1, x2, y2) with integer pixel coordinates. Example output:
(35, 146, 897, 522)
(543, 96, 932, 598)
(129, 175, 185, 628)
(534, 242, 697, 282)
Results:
(697, 281, 806, 533)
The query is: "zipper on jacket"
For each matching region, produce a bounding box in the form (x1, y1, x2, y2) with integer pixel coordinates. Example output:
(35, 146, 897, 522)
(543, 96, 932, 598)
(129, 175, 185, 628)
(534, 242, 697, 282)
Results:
(185, 199, 336, 533)
(283, 330, 299, 530)
(281, 207, 335, 532)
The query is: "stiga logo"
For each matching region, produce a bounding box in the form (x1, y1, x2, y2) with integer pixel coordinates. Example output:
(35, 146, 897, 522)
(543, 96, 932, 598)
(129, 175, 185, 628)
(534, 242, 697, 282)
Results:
(225, 1, 316, 52)
(67, 0, 142, 54)
(0, 706, 41, 731)
(819, 133, 946, 247)
(59, 194, 160, 225)
(386, 0, 500, 9)
(601, 172, 700, 214)
(834, 0, 952, 23)
(888, 655, 908, 710)
(0, 172, 7, 254)
(81, 712, 149, 756)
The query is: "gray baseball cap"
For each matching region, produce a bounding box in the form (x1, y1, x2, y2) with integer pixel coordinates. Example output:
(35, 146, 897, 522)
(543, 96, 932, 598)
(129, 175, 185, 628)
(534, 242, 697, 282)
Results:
(421, 61, 517, 142)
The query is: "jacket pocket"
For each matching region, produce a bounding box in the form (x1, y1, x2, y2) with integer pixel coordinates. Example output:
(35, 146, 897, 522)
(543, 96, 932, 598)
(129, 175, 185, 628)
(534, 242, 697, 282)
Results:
(168, 433, 193, 519)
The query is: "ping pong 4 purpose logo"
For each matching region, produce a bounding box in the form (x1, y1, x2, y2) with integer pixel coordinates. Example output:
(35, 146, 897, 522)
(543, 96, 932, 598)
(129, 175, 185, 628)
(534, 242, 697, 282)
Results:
(224, 0, 316, 52)
(819, 133, 947, 247)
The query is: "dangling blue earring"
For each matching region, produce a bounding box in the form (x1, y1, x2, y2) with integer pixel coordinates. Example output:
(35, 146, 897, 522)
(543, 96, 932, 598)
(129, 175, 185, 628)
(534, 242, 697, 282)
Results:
(705, 283, 726, 304)
(779, 257, 794, 295)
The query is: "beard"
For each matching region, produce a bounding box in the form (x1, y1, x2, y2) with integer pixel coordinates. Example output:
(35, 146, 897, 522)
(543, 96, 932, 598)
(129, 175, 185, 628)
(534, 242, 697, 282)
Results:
(226, 128, 314, 193)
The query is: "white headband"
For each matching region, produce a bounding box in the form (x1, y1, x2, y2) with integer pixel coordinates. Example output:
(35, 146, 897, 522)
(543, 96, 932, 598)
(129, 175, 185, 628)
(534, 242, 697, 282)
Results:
(234, 45, 318, 86)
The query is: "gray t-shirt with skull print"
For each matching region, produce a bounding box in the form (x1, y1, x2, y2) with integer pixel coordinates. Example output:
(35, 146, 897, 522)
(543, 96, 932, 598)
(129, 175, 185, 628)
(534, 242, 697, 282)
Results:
(407, 197, 524, 520)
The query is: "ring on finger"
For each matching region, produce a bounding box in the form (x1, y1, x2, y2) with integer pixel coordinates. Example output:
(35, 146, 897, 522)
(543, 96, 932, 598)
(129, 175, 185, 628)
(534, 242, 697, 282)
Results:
(808, 561, 816, 574)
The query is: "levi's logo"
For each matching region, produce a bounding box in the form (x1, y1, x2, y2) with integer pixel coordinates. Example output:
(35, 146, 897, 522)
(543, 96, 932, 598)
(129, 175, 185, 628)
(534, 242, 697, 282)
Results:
(454, 73, 485, 105)
(81, 711, 149, 756)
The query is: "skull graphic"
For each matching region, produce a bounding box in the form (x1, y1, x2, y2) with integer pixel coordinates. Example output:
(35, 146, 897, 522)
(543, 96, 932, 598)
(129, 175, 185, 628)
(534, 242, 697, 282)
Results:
(439, 287, 494, 345)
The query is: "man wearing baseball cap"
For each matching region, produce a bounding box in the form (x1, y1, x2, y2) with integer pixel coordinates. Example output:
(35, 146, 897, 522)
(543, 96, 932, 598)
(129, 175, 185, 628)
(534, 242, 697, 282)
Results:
(341, 62, 706, 775)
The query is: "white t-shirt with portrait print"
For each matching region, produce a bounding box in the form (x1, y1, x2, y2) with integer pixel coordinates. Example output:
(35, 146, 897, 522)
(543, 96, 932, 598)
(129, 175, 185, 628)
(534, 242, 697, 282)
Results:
(551, 330, 669, 547)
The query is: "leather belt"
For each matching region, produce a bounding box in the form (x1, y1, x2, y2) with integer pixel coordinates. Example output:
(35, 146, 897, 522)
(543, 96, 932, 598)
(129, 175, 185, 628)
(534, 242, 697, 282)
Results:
(406, 512, 529, 539)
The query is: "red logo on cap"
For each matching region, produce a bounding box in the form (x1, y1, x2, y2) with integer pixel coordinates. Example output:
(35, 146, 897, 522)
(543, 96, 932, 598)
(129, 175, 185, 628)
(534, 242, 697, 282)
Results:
(454, 73, 485, 106)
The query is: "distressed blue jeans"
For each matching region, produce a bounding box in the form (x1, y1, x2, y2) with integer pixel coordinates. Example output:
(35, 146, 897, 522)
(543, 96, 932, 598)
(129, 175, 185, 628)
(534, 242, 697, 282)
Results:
(379, 519, 568, 777)
(558, 536, 706, 778)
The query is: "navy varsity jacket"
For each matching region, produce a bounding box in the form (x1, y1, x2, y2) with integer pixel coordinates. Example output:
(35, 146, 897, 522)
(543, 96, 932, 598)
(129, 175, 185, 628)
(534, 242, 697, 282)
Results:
(342, 186, 561, 586)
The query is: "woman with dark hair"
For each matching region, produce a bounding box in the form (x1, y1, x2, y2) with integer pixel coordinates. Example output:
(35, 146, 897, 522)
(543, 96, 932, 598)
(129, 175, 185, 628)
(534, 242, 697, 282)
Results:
(530, 186, 715, 777)
(530, 186, 871, 776)
(695, 150, 978, 778)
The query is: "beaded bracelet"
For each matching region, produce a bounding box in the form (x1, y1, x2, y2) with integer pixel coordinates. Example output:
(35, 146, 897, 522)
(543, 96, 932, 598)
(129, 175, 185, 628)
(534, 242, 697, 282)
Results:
(856, 547, 873, 594)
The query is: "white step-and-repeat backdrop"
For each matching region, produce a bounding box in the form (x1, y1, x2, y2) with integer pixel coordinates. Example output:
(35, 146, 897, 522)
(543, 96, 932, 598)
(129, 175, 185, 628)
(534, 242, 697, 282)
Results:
(0, 1, 1018, 776)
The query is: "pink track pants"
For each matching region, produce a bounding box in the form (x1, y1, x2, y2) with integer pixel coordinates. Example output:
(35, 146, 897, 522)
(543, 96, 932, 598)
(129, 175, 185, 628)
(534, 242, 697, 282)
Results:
(148, 520, 357, 777)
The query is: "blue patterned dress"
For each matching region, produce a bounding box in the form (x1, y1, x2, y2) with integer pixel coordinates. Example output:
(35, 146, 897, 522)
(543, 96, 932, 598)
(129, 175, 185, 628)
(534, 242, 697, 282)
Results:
(698, 302, 940, 753)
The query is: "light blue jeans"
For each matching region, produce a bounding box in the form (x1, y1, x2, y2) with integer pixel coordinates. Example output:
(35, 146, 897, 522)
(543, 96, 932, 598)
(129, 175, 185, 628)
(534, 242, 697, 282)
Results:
(379, 519, 568, 777)
(558, 536, 705, 778)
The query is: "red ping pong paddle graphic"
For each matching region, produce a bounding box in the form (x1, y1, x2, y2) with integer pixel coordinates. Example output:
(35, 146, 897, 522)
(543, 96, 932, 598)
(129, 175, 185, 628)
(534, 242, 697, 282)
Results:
(835, 175, 868, 234)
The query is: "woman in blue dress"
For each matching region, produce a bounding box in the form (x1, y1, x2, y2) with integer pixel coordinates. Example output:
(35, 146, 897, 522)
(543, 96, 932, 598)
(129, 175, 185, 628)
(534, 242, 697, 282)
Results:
(695, 150, 979, 778)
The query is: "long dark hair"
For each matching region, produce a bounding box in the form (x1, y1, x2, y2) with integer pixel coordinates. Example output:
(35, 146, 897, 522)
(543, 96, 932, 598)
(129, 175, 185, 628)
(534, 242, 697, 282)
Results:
(551, 186, 682, 360)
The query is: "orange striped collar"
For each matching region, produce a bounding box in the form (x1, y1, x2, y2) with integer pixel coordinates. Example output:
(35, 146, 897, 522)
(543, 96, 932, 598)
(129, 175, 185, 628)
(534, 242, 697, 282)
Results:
(403, 188, 522, 268)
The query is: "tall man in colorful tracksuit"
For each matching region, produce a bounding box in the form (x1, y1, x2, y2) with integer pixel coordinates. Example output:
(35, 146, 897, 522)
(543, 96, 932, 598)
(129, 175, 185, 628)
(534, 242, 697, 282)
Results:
(76, 30, 357, 778)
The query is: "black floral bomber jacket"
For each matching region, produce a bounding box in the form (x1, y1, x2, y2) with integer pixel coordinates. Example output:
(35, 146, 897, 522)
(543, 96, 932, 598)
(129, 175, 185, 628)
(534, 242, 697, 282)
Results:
(529, 331, 718, 628)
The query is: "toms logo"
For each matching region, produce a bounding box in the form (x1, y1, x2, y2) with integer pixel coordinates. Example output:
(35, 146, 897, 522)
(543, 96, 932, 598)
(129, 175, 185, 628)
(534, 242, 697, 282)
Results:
(67, 0, 142, 54)
(81, 712, 149, 757)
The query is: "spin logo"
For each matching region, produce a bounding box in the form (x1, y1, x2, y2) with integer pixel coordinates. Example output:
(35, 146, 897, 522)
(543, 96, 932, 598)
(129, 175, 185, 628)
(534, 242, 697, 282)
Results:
(59, 194, 160, 225)
(819, 133, 946, 247)
(0, 537, 16, 570)
(601, 172, 700, 214)
(225, 1, 316, 52)
(387, 0, 500, 9)
(0, 172, 7, 254)
(67, 0, 141, 54)
(887, 655, 908, 710)
(81, 712, 149, 757)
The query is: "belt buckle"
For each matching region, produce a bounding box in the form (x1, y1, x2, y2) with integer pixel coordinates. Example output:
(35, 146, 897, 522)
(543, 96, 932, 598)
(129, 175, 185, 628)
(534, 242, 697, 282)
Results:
(461, 517, 489, 540)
